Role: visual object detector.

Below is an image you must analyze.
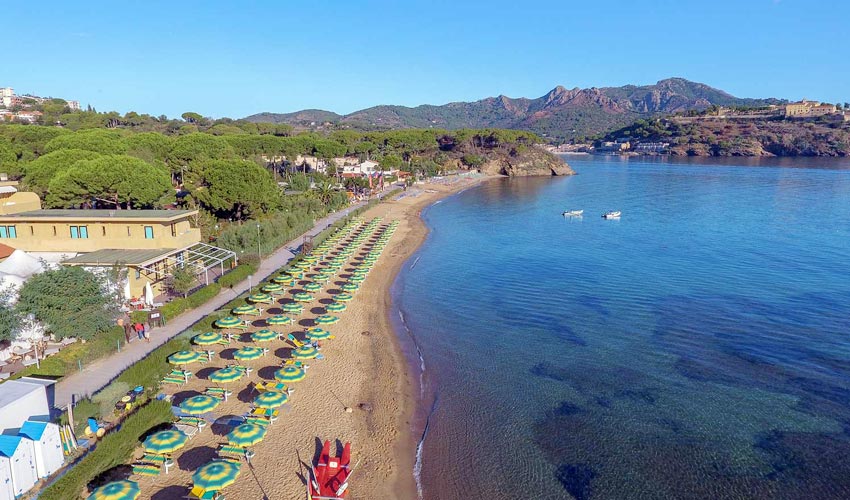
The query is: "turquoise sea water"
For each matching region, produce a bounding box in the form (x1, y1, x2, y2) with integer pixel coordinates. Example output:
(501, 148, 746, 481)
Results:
(392, 156, 850, 499)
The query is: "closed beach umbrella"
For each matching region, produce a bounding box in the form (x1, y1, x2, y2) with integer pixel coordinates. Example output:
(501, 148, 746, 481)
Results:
(247, 293, 273, 304)
(273, 275, 295, 285)
(303, 282, 322, 292)
(180, 395, 221, 415)
(192, 332, 222, 346)
(232, 305, 260, 315)
(292, 292, 314, 302)
(314, 315, 340, 325)
(215, 316, 243, 329)
(168, 350, 202, 366)
(143, 429, 187, 455)
(261, 283, 284, 294)
(282, 302, 304, 314)
(253, 390, 289, 409)
(335, 292, 354, 302)
(306, 328, 332, 340)
(274, 366, 306, 383)
(341, 283, 360, 292)
(291, 345, 319, 360)
(325, 301, 347, 313)
(193, 460, 241, 492)
(87, 480, 140, 500)
(226, 423, 267, 448)
(209, 366, 244, 384)
(251, 329, 278, 342)
(266, 315, 292, 326)
(234, 346, 265, 361)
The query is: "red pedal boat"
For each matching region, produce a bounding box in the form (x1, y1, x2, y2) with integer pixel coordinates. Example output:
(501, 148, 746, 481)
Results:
(308, 440, 351, 500)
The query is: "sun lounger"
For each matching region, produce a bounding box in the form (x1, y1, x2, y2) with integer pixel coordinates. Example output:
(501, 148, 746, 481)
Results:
(218, 445, 249, 461)
(254, 382, 288, 393)
(286, 334, 305, 348)
(132, 464, 161, 476)
(174, 423, 198, 437)
(243, 416, 270, 427)
(161, 376, 185, 386)
(188, 485, 225, 500)
(204, 388, 232, 400)
(177, 416, 207, 431)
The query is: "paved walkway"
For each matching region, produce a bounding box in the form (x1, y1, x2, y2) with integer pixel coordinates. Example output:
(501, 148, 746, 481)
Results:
(53, 195, 388, 409)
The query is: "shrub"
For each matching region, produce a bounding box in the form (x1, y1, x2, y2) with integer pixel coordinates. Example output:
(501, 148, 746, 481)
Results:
(59, 398, 100, 437)
(187, 283, 221, 308)
(115, 336, 191, 392)
(39, 400, 173, 500)
(218, 263, 257, 289)
(92, 381, 131, 420)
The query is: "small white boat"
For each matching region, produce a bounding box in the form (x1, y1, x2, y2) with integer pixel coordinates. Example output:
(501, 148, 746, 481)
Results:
(602, 211, 621, 219)
(562, 210, 583, 216)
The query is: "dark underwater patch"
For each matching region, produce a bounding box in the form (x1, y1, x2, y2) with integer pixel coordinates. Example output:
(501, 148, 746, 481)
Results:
(555, 463, 596, 500)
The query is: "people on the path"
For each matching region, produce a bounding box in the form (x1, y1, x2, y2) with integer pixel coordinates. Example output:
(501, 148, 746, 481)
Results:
(143, 322, 151, 343)
(134, 322, 144, 340)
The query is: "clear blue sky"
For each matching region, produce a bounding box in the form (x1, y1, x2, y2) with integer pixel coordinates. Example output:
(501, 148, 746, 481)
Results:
(5, 0, 849, 118)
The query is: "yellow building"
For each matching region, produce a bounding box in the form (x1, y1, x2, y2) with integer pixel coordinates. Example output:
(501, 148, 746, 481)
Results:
(0, 206, 235, 299)
(784, 100, 837, 117)
(0, 181, 41, 216)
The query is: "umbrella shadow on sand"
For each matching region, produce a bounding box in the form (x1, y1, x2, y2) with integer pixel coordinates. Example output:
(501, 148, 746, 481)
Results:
(218, 348, 238, 361)
(177, 445, 217, 471)
(237, 386, 257, 404)
(195, 367, 219, 380)
(211, 415, 241, 436)
(274, 347, 295, 359)
(318, 298, 333, 305)
(298, 318, 318, 328)
(309, 306, 325, 315)
(171, 390, 202, 406)
(257, 365, 278, 381)
(151, 485, 190, 500)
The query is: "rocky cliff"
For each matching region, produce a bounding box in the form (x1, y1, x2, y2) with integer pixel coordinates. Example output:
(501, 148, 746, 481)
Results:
(479, 147, 574, 177)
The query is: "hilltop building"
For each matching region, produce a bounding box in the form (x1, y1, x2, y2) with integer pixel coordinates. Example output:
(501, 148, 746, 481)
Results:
(784, 100, 837, 117)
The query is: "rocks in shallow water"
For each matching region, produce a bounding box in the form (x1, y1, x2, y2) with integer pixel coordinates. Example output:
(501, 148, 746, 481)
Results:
(555, 463, 596, 500)
(553, 401, 584, 416)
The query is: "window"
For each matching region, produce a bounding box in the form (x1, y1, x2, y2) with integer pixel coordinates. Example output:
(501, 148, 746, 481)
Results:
(53, 226, 57, 236)
(171, 224, 176, 237)
(30, 226, 33, 235)
(135, 269, 141, 279)
(102, 226, 106, 236)
(127, 226, 131, 236)
(70, 226, 89, 239)
(144, 226, 154, 239)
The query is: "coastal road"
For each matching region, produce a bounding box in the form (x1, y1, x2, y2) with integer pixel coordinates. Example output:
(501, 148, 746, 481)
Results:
(52, 191, 394, 410)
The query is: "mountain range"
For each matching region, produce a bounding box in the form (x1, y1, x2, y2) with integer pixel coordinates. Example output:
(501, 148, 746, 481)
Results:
(245, 78, 783, 140)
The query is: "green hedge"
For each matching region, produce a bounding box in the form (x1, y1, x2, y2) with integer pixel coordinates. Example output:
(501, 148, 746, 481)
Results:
(40, 400, 173, 500)
(218, 263, 257, 289)
(115, 336, 191, 391)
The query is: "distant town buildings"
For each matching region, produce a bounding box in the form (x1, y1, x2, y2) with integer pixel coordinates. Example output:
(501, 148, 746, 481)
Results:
(784, 99, 838, 118)
(0, 86, 81, 122)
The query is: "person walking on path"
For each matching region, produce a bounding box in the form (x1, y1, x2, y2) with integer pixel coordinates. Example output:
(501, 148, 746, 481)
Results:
(143, 322, 151, 343)
(134, 322, 144, 341)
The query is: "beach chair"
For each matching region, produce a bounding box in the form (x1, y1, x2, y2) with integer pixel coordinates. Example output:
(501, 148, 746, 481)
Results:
(218, 444, 250, 461)
(249, 407, 279, 423)
(142, 453, 174, 473)
(177, 416, 207, 431)
(161, 375, 185, 386)
(286, 334, 305, 348)
(187, 486, 225, 500)
(253, 381, 288, 394)
(204, 387, 232, 400)
(132, 463, 161, 476)
(174, 423, 198, 438)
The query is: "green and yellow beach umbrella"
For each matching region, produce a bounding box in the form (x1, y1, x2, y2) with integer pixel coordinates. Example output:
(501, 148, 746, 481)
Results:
(292, 292, 314, 302)
(282, 302, 304, 314)
(253, 390, 288, 409)
(247, 293, 273, 304)
(266, 315, 292, 326)
(226, 423, 267, 448)
(314, 315, 340, 325)
(209, 366, 244, 384)
(143, 429, 188, 455)
(251, 329, 278, 342)
(302, 255, 319, 263)
(168, 350, 202, 366)
(325, 301, 347, 313)
(285, 269, 304, 278)
(232, 304, 260, 315)
(180, 395, 221, 415)
(306, 328, 332, 341)
(272, 275, 295, 285)
(274, 366, 306, 383)
(86, 480, 140, 500)
(312, 272, 331, 282)
(335, 292, 354, 302)
(234, 346, 265, 361)
(303, 282, 322, 292)
(215, 316, 244, 329)
(294, 261, 312, 270)
(291, 345, 320, 360)
(261, 283, 284, 294)
(340, 283, 360, 292)
(192, 332, 223, 346)
(348, 274, 366, 283)
(192, 460, 241, 492)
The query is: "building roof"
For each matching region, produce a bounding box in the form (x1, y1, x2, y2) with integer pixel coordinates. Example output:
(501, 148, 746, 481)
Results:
(62, 248, 177, 267)
(0, 379, 48, 411)
(18, 420, 48, 441)
(0, 209, 197, 222)
(0, 435, 23, 457)
(0, 242, 14, 260)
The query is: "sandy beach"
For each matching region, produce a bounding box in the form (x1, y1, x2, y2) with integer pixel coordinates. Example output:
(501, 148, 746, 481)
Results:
(130, 175, 488, 500)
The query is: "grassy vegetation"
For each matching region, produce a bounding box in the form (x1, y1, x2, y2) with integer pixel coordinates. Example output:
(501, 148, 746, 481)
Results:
(114, 336, 191, 392)
(11, 327, 125, 380)
(40, 400, 173, 500)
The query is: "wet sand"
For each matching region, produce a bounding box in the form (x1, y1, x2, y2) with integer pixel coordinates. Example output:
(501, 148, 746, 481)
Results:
(130, 176, 488, 500)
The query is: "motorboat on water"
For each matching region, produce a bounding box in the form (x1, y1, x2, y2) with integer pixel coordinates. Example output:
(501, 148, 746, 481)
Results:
(602, 211, 621, 219)
(562, 209, 583, 216)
